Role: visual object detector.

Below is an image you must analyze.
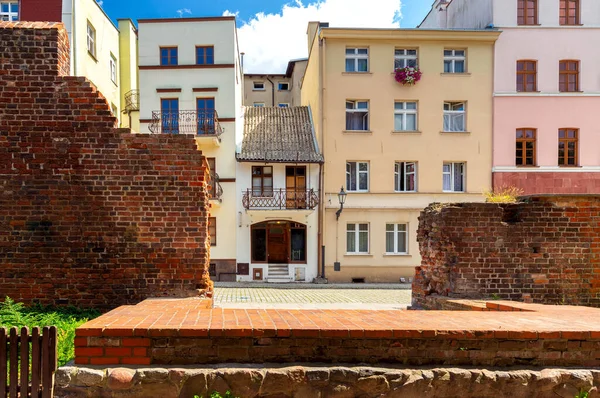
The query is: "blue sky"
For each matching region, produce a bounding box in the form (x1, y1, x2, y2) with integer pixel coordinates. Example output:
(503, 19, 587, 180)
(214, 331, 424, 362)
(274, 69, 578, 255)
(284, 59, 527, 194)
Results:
(100, 0, 433, 73)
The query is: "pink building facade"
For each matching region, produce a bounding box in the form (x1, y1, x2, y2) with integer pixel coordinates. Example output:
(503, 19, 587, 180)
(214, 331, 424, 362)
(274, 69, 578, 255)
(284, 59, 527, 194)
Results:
(421, 0, 600, 194)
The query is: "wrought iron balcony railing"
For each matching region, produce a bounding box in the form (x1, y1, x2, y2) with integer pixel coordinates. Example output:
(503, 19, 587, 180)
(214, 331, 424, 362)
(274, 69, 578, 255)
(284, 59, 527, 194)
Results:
(242, 189, 319, 210)
(148, 110, 224, 137)
(209, 172, 223, 201)
(124, 89, 139, 112)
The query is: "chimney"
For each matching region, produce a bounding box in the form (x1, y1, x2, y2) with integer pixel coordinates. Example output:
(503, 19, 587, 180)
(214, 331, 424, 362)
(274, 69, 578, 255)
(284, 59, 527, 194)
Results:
(307, 21, 320, 53)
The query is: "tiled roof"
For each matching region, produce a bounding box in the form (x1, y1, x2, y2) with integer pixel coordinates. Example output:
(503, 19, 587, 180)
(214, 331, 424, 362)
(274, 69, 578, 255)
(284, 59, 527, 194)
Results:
(237, 106, 323, 163)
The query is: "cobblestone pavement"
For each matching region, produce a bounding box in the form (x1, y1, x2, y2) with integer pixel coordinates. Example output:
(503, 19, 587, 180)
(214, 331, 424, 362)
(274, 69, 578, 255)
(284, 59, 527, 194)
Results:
(213, 284, 412, 309)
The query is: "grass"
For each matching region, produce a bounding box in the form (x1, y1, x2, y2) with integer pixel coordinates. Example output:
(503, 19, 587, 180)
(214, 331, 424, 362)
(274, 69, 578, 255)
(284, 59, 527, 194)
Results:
(0, 297, 100, 367)
(484, 186, 524, 203)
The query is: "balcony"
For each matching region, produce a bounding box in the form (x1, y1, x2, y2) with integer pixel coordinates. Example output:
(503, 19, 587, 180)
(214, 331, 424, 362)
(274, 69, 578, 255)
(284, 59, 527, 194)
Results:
(242, 189, 319, 210)
(124, 89, 139, 112)
(148, 110, 224, 142)
(209, 172, 223, 202)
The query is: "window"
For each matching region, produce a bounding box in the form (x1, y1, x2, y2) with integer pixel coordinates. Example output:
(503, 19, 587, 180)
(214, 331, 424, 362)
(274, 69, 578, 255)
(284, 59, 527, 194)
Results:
(345, 48, 369, 72)
(443, 102, 466, 132)
(209, 217, 216, 246)
(394, 102, 417, 131)
(278, 103, 289, 108)
(443, 50, 465, 73)
(160, 47, 178, 66)
(518, 0, 538, 25)
(347, 223, 369, 254)
(386, 224, 408, 254)
(197, 98, 216, 135)
(110, 54, 117, 84)
(346, 100, 369, 131)
(443, 162, 465, 192)
(560, 0, 580, 25)
(252, 166, 273, 196)
(558, 128, 578, 166)
(160, 98, 179, 134)
(394, 49, 418, 69)
(516, 128, 537, 166)
(196, 46, 214, 65)
(207, 158, 218, 199)
(346, 161, 369, 192)
(559, 60, 580, 92)
(516, 60, 537, 92)
(0, 1, 18, 21)
(86, 22, 96, 58)
(394, 162, 417, 192)
(253, 102, 265, 107)
(253, 82, 265, 90)
(278, 82, 290, 91)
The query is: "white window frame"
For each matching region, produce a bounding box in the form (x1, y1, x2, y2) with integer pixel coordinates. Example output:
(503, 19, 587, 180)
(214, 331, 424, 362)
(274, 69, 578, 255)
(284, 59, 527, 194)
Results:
(87, 22, 96, 58)
(278, 103, 289, 108)
(253, 81, 265, 91)
(347, 223, 369, 254)
(346, 161, 369, 192)
(278, 82, 290, 91)
(394, 49, 418, 69)
(345, 48, 369, 73)
(443, 102, 466, 132)
(444, 49, 466, 73)
(110, 54, 117, 84)
(386, 223, 408, 254)
(253, 102, 265, 107)
(345, 100, 369, 131)
(0, 1, 18, 21)
(443, 162, 466, 192)
(394, 162, 417, 192)
(394, 101, 418, 131)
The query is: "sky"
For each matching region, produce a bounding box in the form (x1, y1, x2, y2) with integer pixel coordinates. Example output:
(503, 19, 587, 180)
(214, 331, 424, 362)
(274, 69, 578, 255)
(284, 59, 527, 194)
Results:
(100, 0, 433, 74)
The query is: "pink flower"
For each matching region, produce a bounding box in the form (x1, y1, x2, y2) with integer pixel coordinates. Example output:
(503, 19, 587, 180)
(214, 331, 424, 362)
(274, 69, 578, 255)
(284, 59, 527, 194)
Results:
(394, 67, 422, 86)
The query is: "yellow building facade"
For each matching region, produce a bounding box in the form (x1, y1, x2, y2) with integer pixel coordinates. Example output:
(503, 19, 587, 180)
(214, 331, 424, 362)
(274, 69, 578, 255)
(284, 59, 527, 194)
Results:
(302, 24, 499, 282)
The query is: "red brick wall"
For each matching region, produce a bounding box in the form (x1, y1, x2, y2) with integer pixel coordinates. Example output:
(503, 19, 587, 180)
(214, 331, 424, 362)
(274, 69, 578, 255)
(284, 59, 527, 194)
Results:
(19, 0, 63, 22)
(0, 22, 212, 309)
(494, 172, 600, 195)
(414, 196, 600, 308)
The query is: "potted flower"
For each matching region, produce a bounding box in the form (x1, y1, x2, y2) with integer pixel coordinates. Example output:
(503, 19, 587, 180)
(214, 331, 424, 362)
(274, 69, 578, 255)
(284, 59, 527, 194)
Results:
(394, 66, 422, 86)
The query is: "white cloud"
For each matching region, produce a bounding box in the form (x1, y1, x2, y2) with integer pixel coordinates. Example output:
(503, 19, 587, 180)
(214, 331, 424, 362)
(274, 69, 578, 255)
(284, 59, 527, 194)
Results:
(176, 8, 192, 18)
(229, 0, 402, 74)
(97, 0, 103, 5)
(222, 10, 239, 17)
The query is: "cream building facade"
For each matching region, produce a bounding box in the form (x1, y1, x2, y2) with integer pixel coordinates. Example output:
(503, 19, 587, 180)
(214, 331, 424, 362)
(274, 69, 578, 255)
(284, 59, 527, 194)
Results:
(138, 16, 243, 281)
(302, 23, 499, 282)
(243, 59, 308, 107)
(118, 19, 139, 132)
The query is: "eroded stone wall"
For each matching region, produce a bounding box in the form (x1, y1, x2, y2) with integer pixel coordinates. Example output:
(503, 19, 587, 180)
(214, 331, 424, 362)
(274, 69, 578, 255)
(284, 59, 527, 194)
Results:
(414, 196, 600, 308)
(0, 22, 212, 309)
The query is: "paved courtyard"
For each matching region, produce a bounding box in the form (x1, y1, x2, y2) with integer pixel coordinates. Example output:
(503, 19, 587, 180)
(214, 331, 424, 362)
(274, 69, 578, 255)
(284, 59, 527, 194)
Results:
(213, 283, 412, 309)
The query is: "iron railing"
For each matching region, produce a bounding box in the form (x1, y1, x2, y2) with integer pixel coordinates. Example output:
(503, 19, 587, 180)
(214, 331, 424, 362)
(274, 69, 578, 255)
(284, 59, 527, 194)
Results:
(148, 110, 224, 137)
(242, 189, 319, 210)
(124, 89, 139, 112)
(209, 172, 223, 201)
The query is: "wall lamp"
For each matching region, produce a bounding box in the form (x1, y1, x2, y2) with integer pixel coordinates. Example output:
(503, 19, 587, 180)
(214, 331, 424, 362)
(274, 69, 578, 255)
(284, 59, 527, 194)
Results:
(335, 187, 347, 221)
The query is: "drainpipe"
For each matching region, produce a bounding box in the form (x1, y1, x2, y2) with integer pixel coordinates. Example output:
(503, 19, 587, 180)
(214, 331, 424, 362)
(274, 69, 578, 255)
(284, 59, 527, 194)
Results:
(266, 76, 275, 106)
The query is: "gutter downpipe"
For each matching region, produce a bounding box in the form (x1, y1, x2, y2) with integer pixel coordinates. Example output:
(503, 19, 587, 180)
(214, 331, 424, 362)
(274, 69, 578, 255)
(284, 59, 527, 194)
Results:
(266, 76, 275, 106)
(318, 32, 326, 280)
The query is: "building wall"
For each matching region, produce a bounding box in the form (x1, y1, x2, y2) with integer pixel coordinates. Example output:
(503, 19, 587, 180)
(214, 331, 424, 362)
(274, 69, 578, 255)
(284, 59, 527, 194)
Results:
(236, 163, 321, 282)
(138, 18, 239, 268)
(118, 19, 139, 132)
(447, 0, 492, 29)
(290, 60, 308, 106)
(71, 0, 121, 124)
(492, 0, 600, 27)
(243, 75, 293, 107)
(303, 28, 498, 282)
(20, 0, 62, 21)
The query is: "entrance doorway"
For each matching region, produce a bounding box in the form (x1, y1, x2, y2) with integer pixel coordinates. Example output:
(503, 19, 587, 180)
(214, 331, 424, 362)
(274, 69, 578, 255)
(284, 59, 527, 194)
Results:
(251, 221, 307, 264)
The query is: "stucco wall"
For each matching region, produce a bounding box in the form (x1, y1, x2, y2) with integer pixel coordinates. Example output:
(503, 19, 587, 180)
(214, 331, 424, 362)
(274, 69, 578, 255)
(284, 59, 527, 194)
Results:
(243, 75, 293, 107)
(492, 0, 600, 27)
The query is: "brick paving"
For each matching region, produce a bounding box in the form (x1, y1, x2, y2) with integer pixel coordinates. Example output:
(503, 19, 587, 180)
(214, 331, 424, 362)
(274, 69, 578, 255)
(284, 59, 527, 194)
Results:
(75, 299, 600, 367)
(213, 285, 412, 309)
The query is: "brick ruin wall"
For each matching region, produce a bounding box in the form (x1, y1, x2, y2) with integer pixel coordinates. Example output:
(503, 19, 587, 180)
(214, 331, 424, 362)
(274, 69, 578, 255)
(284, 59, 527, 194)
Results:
(414, 196, 600, 309)
(0, 22, 212, 309)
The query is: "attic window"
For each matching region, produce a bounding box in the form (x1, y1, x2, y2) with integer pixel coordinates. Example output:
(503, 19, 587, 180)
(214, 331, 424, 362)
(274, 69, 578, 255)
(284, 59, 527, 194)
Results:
(253, 82, 265, 91)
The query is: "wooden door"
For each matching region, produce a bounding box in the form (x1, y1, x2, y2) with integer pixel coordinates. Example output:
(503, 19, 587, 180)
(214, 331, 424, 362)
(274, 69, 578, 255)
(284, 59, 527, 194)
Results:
(267, 222, 288, 263)
(286, 166, 307, 209)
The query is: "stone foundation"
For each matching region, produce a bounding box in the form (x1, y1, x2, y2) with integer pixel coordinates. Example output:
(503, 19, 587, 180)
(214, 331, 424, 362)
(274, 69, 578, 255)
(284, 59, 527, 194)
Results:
(54, 365, 600, 398)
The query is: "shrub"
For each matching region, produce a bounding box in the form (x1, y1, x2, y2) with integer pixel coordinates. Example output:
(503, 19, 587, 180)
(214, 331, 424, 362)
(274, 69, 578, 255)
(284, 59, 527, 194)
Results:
(484, 186, 524, 203)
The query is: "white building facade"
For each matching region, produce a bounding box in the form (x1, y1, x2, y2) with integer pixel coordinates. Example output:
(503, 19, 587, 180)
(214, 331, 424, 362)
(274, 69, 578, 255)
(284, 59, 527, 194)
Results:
(138, 16, 243, 281)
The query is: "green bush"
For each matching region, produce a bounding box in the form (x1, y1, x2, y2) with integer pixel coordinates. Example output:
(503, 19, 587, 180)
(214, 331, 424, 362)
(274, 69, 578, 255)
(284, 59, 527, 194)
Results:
(0, 297, 100, 366)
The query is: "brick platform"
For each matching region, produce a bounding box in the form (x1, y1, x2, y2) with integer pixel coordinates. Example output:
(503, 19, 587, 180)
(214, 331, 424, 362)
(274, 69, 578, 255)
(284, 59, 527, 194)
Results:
(75, 298, 600, 367)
